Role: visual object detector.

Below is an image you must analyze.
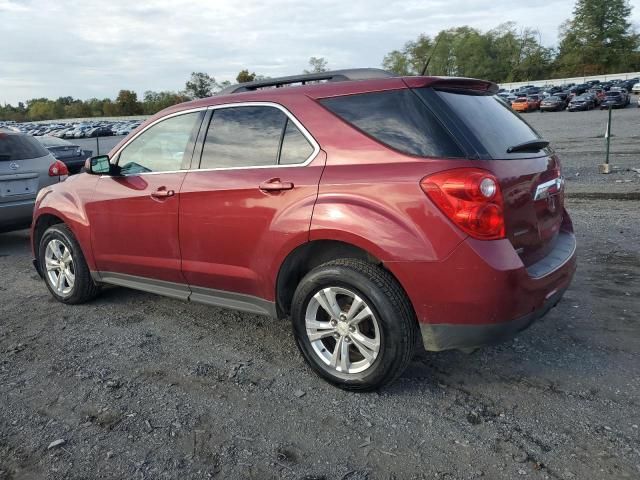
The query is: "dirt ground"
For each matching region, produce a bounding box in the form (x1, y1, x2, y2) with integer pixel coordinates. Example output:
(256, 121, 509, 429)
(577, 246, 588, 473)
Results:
(1, 105, 639, 480)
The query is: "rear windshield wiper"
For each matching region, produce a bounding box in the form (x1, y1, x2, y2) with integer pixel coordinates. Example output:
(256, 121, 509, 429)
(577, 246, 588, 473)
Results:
(506, 139, 550, 154)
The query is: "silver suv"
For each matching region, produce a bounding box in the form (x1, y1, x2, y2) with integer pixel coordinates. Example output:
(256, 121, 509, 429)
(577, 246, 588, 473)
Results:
(0, 131, 66, 232)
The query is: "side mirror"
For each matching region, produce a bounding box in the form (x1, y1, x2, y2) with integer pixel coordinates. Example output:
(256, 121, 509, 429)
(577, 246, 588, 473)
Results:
(85, 155, 112, 175)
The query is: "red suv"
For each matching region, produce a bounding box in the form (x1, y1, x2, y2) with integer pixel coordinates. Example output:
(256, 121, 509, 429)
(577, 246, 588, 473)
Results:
(31, 69, 576, 390)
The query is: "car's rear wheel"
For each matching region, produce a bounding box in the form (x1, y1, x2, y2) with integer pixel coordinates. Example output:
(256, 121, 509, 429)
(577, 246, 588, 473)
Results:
(39, 224, 100, 304)
(291, 259, 417, 391)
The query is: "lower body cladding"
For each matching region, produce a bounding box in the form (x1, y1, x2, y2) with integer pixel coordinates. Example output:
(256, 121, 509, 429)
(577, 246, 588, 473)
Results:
(388, 230, 577, 352)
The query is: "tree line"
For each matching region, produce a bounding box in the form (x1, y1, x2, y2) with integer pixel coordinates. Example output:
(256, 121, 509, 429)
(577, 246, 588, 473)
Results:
(383, 0, 639, 81)
(1, 0, 637, 122)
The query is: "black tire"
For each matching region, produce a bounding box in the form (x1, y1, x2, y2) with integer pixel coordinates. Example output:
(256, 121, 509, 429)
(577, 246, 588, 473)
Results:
(291, 259, 417, 391)
(39, 224, 100, 304)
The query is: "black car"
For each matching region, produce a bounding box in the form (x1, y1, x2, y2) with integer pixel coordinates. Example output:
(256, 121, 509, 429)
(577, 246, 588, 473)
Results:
(87, 126, 113, 138)
(569, 84, 589, 96)
(35, 136, 92, 173)
(600, 92, 627, 109)
(540, 96, 565, 112)
(568, 94, 595, 111)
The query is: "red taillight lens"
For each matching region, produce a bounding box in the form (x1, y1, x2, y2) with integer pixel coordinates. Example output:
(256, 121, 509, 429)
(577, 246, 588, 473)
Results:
(48, 160, 69, 177)
(420, 168, 505, 240)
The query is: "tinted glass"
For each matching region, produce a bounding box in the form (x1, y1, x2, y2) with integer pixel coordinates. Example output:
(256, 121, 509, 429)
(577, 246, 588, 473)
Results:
(279, 119, 314, 165)
(201, 106, 286, 169)
(0, 133, 49, 161)
(320, 89, 463, 158)
(118, 112, 200, 174)
(432, 90, 543, 159)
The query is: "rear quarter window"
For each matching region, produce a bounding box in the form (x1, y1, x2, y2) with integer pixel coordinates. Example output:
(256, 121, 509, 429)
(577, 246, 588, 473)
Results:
(427, 90, 545, 159)
(0, 134, 50, 161)
(319, 89, 464, 158)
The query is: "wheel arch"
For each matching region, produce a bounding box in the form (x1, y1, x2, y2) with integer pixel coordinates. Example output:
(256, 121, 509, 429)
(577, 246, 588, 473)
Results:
(32, 213, 65, 262)
(276, 239, 403, 319)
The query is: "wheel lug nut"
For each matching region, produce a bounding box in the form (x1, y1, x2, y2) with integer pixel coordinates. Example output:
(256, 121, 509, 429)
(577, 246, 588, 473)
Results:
(339, 314, 346, 320)
(330, 319, 337, 326)
(349, 326, 355, 332)
(344, 337, 351, 343)
(333, 333, 340, 339)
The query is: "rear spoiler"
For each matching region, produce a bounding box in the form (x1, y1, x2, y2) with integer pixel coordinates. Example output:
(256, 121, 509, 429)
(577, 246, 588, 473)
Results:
(403, 76, 498, 95)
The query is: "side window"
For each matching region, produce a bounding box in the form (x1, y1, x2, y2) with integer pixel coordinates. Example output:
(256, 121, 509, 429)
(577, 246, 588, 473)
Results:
(279, 119, 314, 165)
(117, 112, 201, 174)
(320, 90, 464, 158)
(201, 106, 287, 169)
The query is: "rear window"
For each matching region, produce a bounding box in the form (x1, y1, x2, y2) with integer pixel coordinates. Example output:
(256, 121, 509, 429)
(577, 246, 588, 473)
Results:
(0, 133, 49, 161)
(428, 90, 544, 159)
(320, 89, 464, 158)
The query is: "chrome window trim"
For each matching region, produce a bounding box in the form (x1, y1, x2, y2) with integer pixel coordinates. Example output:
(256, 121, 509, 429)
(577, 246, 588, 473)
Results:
(109, 107, 207, 173)
(106, 101, 320, 177)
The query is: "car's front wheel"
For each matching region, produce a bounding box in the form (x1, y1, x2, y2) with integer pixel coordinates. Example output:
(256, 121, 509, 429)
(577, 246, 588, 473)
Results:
(39, 224, 100, 304)
(291, 259, 417, 391)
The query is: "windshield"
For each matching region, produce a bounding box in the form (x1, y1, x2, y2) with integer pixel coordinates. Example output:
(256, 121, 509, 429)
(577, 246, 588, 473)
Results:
(36, 136, 73, 147)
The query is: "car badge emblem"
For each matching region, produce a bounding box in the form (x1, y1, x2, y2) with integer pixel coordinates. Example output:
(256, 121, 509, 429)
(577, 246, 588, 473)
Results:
(9, 162, 19, 170)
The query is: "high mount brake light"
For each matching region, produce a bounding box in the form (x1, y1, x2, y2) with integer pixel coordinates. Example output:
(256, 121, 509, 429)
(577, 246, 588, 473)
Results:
(48, 160, 69, 178)
(420, 168, 505, 240)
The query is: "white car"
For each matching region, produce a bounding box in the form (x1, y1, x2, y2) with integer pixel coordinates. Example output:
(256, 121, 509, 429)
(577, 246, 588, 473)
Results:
(632, 83, 640, 94)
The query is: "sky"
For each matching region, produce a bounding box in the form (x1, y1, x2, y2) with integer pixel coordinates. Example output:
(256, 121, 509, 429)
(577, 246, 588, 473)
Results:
(1, 0, 639, 105)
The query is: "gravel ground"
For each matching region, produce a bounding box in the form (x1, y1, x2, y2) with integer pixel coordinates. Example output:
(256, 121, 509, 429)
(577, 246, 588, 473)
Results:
(1, 104, 639, 480)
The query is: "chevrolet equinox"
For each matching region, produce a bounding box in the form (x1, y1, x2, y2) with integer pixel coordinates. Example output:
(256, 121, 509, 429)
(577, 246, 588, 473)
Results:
(31, 69, 576, 390)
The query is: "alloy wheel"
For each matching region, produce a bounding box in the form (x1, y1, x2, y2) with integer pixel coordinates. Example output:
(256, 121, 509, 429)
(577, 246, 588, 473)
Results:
(44, 238, 75, 297)
(305, 286, 381, 374)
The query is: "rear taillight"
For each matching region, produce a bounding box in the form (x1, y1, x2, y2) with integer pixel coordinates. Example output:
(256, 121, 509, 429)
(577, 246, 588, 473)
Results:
(49, 160, 69, 178)
(420, 168, 505, 240)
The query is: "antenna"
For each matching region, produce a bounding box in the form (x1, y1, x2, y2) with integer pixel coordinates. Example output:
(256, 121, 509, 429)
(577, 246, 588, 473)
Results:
(420, 34, 442, 76)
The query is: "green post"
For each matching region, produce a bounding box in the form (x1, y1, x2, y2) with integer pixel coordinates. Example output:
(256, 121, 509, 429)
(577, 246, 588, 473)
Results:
(605, 105, 612, 165)
(96, 136, 100, 156)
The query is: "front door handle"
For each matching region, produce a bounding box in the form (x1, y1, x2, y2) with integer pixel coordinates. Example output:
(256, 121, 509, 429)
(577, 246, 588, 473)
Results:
(259, 178, 294, 192)
(151, 187, 175, 199)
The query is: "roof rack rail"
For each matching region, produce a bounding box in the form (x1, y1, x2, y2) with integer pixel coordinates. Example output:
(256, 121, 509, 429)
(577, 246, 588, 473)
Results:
(218, 68, 396, 95)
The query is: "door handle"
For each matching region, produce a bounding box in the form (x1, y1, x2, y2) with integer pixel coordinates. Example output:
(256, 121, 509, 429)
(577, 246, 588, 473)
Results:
(151, 188, 175, 199)
(259, 178, 294, 192)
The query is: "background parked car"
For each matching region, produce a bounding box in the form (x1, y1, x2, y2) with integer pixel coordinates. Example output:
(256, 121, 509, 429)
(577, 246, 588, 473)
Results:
(0, 130, 68, 232)
(35, 136, 92, 173)
(601, 91, 627, 109)
(568, 94, 596, 111)
(540, 96, 565, 112)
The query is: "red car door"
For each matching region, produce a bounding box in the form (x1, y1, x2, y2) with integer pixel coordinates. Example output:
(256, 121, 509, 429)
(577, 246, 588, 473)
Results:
(87, 111, 204, 287)
(179, 104, 324, 309)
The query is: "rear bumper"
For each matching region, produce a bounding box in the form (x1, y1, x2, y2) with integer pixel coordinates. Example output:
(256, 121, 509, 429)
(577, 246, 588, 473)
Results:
(419, 287, 567, 351)
(0, 199, 35, 232)
(388, 221, 576, 352)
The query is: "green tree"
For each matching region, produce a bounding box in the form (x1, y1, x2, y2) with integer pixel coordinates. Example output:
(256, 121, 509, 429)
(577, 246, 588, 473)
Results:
(142, 91, 190, 115)
(185, 72, 216, 98)
(304, 57, 329, 73)
(555, 0, 639, 76)
(381, 24, 554, 83)
(236, 69, 256, 83)
(115, 90, 142, 115)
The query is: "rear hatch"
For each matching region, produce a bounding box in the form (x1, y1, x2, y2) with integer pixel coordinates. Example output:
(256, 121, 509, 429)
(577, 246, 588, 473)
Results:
(0, 132, 55, 205)
(411, 83, 565, 267)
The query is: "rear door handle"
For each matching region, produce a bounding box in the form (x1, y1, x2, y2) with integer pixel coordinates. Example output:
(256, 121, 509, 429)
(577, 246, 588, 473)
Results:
(259, 178, 294, 192)
(151, 187, 175, 199)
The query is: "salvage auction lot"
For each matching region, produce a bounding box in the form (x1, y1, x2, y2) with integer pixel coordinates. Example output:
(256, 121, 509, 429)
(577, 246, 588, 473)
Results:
(1, 108, 639, 479)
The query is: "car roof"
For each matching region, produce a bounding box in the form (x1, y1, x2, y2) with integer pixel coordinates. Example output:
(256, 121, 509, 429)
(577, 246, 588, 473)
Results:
(154, 70, 498, 119)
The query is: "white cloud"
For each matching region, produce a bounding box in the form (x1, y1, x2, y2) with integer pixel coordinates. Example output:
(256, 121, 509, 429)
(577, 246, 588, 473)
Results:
(0, 0, 638, 104)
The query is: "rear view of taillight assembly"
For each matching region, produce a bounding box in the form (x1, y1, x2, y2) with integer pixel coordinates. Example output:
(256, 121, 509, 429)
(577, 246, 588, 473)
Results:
(420, 168, 505, 240)
(48, 160, 69, 180)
